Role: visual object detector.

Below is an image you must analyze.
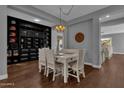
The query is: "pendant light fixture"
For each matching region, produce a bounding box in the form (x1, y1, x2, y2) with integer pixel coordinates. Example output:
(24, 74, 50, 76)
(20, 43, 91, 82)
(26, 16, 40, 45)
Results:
(54, 6, 73, 32)
(54, 8, 65, 32)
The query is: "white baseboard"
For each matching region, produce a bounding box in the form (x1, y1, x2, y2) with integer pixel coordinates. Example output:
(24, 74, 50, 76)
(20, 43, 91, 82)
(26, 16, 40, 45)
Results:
(0, 74, 8, 80)
(113, 52, 124, 54)
(84, 62, 101, 69)
(92, 64, 101, 69)
(84, 62, 92, 66)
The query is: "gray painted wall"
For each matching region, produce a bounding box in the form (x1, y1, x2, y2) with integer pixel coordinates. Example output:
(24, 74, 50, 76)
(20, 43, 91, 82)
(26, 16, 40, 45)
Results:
(0, 6, 7, 79)
(102, 33, 124, 54)
(68, 20, 93, 64)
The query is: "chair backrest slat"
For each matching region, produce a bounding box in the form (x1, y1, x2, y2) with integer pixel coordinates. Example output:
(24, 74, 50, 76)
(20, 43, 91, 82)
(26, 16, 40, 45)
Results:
(39, 48, 49, 63)
(78, 49, 86, 69)
(46, 49, 55, 69)
(39, 48, 46, 62)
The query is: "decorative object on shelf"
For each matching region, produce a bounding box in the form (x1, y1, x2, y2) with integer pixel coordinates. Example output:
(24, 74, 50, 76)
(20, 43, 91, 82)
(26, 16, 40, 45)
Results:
(11, 20, 16, 24)
(54, 6, 73, 32)
(9, 26, 16, 30)
(9, 38, 16, 43)
(10, 32, 16, 37)
(75, 32, 84, 43)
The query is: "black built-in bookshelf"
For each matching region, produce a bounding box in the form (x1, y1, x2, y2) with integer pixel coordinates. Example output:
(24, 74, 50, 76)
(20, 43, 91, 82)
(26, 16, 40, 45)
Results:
(7, 16, 51, 64)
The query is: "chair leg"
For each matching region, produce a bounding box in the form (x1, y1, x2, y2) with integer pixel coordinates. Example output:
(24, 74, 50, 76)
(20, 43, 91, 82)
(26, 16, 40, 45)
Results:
(39, 63, 41, 72)
(52, 70, 56, 81)
(46, 68, 49, 77)
(79, 69, 85, 78)
(62, 68, 64, 76)
(77, 70, 80, 83)
(82, 70, 85, 78)
(44, 66, 47, 75)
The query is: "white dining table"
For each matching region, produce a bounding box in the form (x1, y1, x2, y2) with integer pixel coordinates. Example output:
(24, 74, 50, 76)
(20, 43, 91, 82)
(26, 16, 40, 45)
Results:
(55, 53, 78, 83)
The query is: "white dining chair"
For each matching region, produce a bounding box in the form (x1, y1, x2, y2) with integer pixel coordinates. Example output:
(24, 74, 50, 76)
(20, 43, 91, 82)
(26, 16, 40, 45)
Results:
(67, 49, 86, 82)
(46, 49, 63, 81)
(38, 48, 49, 75)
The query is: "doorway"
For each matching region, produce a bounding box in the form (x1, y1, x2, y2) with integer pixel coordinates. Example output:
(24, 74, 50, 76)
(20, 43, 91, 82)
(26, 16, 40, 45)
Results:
(99, 12, 124, 65)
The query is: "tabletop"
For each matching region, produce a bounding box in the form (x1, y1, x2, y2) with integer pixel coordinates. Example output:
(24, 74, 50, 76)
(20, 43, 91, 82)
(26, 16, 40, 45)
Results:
(55, 53, 78, 63)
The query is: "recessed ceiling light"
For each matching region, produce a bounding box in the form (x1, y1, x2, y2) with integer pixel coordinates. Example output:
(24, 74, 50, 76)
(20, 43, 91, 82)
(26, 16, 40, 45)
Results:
(99, 18, 101, 20)
(34, 19, 40, 22)
(106, 15, 110, 18)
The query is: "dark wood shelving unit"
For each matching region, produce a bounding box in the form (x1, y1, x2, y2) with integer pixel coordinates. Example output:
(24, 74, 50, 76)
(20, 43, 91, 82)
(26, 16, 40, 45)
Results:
(7, 16, 51, 64)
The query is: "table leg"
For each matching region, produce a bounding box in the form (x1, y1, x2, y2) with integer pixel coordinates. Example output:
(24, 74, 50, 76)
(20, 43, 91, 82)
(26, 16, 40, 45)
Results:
(64, 60, 67, 83)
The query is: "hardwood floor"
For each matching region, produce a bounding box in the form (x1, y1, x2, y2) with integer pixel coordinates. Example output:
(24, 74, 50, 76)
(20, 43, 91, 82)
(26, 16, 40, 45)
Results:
(0, 54, 124, 88)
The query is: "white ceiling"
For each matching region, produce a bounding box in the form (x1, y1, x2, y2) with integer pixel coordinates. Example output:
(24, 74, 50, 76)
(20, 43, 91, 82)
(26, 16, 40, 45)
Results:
(33, 5, 109, 21)
(100, 12, 124, 23)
